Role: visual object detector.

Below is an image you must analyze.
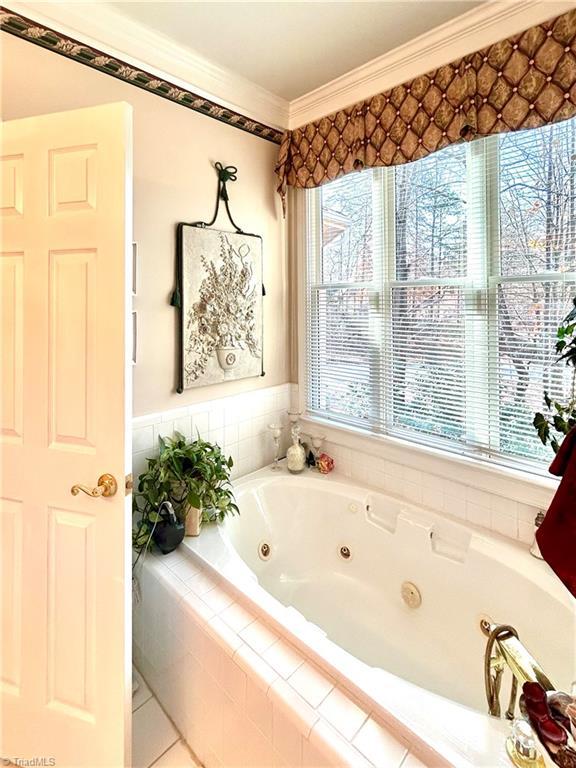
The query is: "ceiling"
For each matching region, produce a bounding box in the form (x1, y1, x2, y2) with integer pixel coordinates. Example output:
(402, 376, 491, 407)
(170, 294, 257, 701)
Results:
(108, 1, 484, 101)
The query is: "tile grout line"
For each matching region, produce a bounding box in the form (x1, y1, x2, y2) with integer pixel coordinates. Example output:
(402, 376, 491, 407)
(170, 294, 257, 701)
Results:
(140, 552, 426, 768)
(147, 738, 180, 768)
(135, 665, 202, 768)
(132, 690, 153, 714)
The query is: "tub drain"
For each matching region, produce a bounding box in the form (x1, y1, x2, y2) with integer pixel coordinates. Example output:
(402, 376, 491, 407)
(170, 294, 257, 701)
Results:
(258, 542, 271, 560)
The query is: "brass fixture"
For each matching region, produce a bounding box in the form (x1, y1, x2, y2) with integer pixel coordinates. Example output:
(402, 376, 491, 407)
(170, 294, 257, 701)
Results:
(71, 473, 118, 498)
(258, 542, 271, 560)
(506, 720, 546, 768)
(401, 581, 422, 609)
(125, 473, 134, 495)
(482, 620, 554, 719)
(339, 546, 351, 560)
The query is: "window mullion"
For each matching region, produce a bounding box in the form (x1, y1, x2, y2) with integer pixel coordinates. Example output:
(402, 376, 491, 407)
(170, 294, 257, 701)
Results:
(369, 169, 384, 433)
(485, 135, 502, 456)
(380, 166, 396, 435)
(463, 139, 491, 454)
(306, 189, 322, 413)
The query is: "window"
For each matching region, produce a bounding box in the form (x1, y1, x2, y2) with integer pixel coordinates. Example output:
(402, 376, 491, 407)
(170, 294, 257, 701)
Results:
(306, 118, 576, 470)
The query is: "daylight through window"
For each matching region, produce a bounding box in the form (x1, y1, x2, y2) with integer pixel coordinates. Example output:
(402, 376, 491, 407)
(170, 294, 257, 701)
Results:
(306, 118, 576, 470)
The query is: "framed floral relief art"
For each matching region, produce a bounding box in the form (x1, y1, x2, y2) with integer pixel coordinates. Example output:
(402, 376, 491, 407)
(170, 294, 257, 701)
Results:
(177, 226, 263, 390)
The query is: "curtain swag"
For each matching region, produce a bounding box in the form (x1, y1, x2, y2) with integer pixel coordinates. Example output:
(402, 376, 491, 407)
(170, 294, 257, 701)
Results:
(275, 9, 576, 213)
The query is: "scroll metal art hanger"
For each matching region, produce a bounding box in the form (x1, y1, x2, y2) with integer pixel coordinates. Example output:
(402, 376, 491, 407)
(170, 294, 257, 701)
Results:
(195, 162, 246, 235)
(171, 161, 265, 393)
(171, 161, 260, 309)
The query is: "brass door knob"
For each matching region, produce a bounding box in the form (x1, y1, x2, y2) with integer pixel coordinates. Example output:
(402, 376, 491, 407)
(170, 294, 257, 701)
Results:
(71, 473, 118, 498)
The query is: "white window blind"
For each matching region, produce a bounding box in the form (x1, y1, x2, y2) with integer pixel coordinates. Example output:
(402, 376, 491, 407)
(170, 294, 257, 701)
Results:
(306, 117, 576, 471)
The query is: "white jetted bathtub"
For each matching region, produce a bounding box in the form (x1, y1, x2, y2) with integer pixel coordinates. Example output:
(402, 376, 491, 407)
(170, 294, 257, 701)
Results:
(134, 468, 576, 768)
(179, 465, 575, 764)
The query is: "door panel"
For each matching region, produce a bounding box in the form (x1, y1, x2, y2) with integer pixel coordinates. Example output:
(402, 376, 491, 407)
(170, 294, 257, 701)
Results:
(0, 252, 23, 442)
(0, 103, 132, 767)
(0, 154, 24, 216)
(0, 497, 22, 695)
(49, 144, 97, 215)
(48, 248, 97, 450)
(47, 506, 96, 719)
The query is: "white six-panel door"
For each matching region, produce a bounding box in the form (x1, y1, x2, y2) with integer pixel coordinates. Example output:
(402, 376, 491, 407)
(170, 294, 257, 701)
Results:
(1, 103, 133, 767)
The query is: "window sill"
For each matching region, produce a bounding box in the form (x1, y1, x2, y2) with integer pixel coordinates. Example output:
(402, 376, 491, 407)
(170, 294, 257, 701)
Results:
(300, 413, 558, 509)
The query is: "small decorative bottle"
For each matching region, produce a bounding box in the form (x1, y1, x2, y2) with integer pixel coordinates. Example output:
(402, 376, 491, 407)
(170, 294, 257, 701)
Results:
(286, 423, 306, 474)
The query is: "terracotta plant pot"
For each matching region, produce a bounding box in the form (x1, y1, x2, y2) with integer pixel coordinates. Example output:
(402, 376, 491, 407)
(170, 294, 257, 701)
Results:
(185, 506, 202, 537)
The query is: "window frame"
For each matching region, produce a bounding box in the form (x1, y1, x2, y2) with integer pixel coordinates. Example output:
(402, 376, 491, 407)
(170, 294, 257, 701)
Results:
(304, 132, 576, 475)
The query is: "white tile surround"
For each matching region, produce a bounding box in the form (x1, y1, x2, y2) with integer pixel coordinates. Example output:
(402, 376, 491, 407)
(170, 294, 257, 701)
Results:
(133, 549, 430, 768)
(296, 398, 558, 547)
(132, 384, 293, 484)
(316, 437, 548, 546)
(133, 381, 556, 547)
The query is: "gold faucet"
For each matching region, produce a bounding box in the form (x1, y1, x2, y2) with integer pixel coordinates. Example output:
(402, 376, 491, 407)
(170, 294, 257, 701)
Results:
(482, 620, 555, 719)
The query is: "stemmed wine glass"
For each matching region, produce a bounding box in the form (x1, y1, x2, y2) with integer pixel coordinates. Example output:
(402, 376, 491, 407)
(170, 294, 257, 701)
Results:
(267, 423, 284, 471)
(287, 410, 302, 425)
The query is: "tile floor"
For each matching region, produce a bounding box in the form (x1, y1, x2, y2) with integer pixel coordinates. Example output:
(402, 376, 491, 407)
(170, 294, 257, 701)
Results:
(133, 667, 201, 768)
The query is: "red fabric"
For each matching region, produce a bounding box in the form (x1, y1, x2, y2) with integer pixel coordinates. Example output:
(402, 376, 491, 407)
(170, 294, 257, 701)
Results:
(536, 427, 576, 597)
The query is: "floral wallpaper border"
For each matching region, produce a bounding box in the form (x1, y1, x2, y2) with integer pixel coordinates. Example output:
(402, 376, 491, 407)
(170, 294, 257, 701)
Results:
(0, 6, 283, 145)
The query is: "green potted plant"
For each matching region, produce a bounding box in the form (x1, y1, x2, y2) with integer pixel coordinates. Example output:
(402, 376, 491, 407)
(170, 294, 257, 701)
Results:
(533, 298, 576, 453)
(132, 432, 238, 552)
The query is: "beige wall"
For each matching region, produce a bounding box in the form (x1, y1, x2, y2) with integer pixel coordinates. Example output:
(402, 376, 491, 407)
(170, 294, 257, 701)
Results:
(1, 33, 290, 416)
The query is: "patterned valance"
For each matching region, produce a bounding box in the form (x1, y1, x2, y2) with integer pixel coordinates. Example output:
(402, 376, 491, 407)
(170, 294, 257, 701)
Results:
(276, 9, 576, 210)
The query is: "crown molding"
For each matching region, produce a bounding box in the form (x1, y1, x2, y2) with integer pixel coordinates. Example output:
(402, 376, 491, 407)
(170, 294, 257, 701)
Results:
(288, 0, 576, 129)
(5, 0, 575, 135)
(4, 0, 289, 130)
